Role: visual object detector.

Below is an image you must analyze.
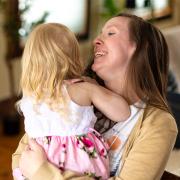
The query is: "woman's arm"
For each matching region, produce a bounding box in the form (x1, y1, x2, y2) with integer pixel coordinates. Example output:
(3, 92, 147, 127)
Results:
(12, 133, 29, 170)
(113, 109, 178, 180)
(18, 139, 94, 180)
(12, 133, 30, 180)
(12, 134, 93, 180)
(14, 109, 177, 180)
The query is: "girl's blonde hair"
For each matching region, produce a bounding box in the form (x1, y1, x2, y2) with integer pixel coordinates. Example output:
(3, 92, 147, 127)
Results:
(21, 23, 84, 105)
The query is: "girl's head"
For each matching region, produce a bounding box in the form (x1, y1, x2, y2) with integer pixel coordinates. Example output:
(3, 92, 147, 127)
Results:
(93, 13, 170, 112)
(21, 23, 84, 100)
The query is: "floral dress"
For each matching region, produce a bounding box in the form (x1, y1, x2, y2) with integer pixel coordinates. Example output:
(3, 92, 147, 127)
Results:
(13, 85, 109, 180)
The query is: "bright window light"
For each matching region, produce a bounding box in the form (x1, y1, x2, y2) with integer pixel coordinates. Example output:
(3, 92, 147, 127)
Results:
(19, 0, 89, 38)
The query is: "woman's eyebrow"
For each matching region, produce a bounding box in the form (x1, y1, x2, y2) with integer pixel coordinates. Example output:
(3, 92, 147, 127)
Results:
(102, 25, 117, 33)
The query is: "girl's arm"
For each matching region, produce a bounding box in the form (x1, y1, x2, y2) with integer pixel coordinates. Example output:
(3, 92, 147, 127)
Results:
(84, 82, 130, 122)
(67, 82, 130, 122)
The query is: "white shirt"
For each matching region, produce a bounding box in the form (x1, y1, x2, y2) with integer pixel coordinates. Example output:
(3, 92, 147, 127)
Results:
(103, 102, 145, 176)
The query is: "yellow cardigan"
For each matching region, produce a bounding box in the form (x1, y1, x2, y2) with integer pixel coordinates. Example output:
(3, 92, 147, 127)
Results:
(12, 107, 178, 180)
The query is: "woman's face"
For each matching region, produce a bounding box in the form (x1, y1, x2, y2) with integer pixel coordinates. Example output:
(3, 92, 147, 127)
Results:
(92, 16, 136, 81)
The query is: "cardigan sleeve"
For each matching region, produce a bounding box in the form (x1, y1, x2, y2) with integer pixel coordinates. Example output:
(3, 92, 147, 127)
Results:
(12, 133, 29, 170)
(30, 162, 94, 180)
(114, 108, 178, 180)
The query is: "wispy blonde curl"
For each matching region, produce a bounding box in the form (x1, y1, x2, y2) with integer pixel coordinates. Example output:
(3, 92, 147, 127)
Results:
(21, 23, 84, 108)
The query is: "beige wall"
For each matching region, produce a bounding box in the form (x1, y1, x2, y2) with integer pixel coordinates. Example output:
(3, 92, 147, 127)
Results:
(0, 0, 180, 100)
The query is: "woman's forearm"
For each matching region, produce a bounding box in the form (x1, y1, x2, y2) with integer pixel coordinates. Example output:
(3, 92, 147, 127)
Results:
(12, 133, 29, 170)
(30, 161, 94, 180)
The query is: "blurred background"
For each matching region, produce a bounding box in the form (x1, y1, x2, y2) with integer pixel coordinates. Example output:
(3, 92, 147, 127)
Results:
(0, 0, 180, 179)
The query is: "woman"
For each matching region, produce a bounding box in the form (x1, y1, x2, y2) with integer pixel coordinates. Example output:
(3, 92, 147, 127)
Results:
(12, 13, 178, 180)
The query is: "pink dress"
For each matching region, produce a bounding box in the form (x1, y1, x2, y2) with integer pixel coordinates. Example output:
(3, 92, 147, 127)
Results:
(13, 85, 109, 180)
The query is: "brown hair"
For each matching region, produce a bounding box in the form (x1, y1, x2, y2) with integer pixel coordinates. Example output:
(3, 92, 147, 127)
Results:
(116, 13, 170, 113)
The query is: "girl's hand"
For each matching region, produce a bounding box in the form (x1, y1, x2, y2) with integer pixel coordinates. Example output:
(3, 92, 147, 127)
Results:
(19, 139, 47, 178)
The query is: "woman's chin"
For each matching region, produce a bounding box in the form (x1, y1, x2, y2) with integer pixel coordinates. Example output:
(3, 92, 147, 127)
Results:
(91, 65, 104, 78)
(91, 63, 97, 72)
(91, 62, 101, 72)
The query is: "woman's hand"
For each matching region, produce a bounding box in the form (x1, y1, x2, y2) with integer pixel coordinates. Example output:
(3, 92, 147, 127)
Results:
(19, 139, 47, 178)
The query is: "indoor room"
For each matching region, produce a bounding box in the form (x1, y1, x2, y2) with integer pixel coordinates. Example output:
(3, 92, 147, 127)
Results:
(0, 0, 180, 179)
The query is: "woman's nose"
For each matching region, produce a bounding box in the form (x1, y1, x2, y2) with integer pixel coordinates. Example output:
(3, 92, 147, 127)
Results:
(93, 36, 103, 46)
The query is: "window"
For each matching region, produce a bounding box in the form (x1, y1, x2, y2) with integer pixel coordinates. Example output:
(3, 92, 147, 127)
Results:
(19, 0, 90, 40)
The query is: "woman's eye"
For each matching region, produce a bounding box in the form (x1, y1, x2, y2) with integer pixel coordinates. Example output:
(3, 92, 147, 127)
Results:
(108, 32, 115, 36)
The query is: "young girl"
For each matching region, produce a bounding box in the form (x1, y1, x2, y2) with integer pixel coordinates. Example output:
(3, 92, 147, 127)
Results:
(12, 23, 130, 180)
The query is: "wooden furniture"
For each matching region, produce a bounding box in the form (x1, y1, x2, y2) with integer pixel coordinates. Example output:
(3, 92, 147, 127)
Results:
(161, 171, 180, 180)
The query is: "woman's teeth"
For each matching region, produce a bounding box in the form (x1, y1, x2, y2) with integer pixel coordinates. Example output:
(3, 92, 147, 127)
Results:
(95, 52, 106, 58)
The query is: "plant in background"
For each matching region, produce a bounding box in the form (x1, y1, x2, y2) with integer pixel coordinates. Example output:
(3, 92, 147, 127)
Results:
(0, 0, 22, 97)
(101, 0, 125, 19)
(0, 0, 48, 96)
(19, 0, 49, 40)
(0, 0, 49, 135)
